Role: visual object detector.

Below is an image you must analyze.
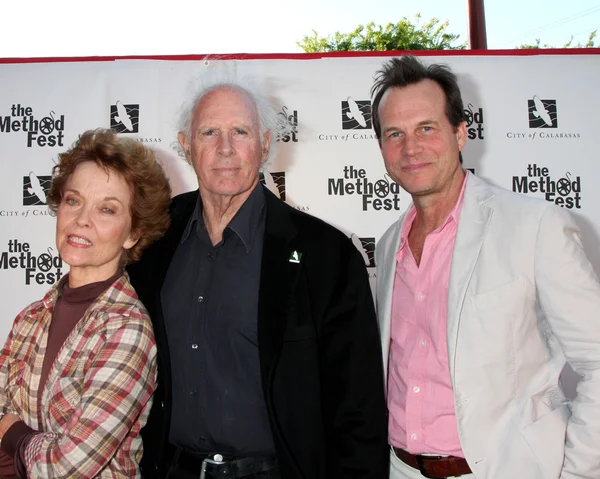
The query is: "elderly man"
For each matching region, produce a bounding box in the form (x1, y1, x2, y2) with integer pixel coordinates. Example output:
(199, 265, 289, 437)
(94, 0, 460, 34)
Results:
(128, 80, 388, 479)
(373, 54, 600, 479)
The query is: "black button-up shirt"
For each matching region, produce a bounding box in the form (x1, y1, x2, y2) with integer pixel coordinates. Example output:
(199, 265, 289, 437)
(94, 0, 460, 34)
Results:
(161, 184, 274, 455)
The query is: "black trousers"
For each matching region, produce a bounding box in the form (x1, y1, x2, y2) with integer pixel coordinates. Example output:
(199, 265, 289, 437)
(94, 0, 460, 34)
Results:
(166, 465, 281, 479)
(165, 449, 281, 479)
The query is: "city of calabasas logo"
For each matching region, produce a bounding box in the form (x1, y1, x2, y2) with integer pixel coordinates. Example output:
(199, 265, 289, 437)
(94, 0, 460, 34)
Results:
(505, 96, 579, 140)
(317, 97, 376, 142)
(260, 171, 286, 201)
(341, 97, 372, 130)
(110, 101, 139, 133)
(528, 96, 557, 128)
(350, 234, 376, 267)
(23, 172, 51, 206)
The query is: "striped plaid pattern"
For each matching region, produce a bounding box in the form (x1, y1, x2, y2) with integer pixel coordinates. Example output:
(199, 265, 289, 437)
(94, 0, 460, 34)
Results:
(0, 274, 157, 478)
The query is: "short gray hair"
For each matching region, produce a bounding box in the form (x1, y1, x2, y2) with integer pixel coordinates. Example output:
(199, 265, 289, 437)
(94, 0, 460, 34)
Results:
(177, 68, 280, 165)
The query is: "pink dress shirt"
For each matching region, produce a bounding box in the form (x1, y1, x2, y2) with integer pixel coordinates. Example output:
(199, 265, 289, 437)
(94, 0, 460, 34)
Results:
(388, 174, 468, 457)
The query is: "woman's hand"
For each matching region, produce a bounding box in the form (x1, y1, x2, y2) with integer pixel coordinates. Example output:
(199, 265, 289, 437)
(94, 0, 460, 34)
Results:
(0, 414, 20, 439)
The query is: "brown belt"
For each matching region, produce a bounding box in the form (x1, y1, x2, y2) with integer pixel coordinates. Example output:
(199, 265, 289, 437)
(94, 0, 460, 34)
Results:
(393, 447, 472, 478)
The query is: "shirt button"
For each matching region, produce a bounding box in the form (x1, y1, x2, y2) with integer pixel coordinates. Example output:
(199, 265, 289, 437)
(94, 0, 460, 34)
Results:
(208, 252, 214, 258)
(413, 386, 420, 393)
(191, 344, 198, 349)
(420, 340, 427, 347)
(197, 296, 204, 302)
(411, 433, 418, 440)
(189, 390, 197, 396)
(418, 293, 426, 301)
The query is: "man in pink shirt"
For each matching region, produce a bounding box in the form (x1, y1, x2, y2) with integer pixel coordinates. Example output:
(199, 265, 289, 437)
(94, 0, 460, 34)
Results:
(373, 55, 600, 479)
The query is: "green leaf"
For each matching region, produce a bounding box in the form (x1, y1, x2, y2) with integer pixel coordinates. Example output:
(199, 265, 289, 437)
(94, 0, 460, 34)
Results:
(297, 15, 466, 52)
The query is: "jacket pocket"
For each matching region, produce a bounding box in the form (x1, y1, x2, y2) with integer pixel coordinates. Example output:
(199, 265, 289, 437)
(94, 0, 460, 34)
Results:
(470, 277, 529, 311)
(459, 278, 529, 378)
(49, 376, 84, 415)
(521, 405, 568, 479)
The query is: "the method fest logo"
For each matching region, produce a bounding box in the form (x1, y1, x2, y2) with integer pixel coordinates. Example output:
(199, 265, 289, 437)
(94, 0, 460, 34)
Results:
(1, 104, 65, 147)
(276, 106, 298, 143)
(512, 163, 581, 209)
(328, 165, 402, 211)
(0, 239, 63, 285)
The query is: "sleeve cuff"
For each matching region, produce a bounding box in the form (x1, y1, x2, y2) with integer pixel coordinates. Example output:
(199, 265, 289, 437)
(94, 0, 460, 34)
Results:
(1, 421, 35, 457)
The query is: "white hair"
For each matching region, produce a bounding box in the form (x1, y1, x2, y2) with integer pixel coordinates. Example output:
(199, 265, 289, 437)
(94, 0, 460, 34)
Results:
(176, 63, 280, 166)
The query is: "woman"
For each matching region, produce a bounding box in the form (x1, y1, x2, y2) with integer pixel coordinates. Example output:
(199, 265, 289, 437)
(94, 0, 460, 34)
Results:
(0, 129, 171, 478)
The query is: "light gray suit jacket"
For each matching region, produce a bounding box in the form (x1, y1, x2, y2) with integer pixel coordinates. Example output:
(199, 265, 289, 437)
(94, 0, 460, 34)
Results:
(376, 172, 600, 479)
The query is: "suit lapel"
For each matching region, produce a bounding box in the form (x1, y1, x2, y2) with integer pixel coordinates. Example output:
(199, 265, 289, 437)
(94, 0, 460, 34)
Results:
(377, 215, 406, 388)
(151, 192, 197, 360)
(257, 188, 301, 385)
(149, 191, 198, 424)
(446, 175, 494, 377)
(155, 191, 198, 292)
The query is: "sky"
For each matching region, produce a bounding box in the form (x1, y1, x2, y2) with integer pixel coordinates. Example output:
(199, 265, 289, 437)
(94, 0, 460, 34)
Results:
(1, 0, 599, 58)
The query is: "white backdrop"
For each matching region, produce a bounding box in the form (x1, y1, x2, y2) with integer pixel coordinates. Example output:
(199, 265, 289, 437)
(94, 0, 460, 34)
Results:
(0, 51, 599, 396)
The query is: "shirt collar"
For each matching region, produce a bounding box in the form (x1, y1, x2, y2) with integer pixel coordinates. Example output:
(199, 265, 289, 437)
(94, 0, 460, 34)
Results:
(398, 170, 469, 252)
(41, 270, 125, 309)
(181, 184, 266, 253)
(227, 184, 266, 252)
(42, 273, 67, 309)
(181, 194, 203, 244)
(446, 169, 469, 225)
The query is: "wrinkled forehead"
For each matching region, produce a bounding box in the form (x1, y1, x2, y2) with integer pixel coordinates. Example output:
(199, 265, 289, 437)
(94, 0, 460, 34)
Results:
(192, 85, 260, 126)
(379, 80, 448, 120)
(65, 161, 133, 200)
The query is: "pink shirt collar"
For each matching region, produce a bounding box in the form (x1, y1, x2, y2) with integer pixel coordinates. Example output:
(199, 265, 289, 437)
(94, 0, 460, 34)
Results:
(398, 170, 469, 253)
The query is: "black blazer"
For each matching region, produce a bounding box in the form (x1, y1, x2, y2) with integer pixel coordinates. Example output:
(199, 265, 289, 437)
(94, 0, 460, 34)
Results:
(128, 187, 388, 479)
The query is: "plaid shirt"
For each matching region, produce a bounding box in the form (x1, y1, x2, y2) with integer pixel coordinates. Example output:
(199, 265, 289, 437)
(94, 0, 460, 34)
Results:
(0, 274, 157, 478)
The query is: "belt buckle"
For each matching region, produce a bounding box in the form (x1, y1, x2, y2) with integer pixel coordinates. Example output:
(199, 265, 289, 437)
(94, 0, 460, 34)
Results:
(199, 454, 231, 479)
(416, 455, 443, 479)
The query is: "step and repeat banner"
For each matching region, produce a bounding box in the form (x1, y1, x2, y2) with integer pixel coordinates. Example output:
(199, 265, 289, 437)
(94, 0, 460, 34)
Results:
(0, 51, 599, 356)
